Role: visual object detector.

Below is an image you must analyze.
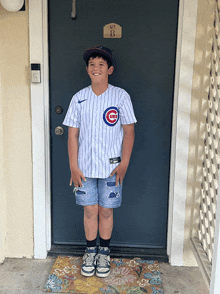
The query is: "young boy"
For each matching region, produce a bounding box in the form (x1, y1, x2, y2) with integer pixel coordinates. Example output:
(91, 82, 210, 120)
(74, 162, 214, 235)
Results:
(63, 45, 137, 278)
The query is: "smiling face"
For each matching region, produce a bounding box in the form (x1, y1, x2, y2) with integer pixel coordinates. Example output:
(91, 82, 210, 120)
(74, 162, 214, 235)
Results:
(86, 56, 114, 85)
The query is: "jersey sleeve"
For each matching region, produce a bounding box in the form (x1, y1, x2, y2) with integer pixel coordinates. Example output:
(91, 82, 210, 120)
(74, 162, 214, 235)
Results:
(62, 94, 81, 128)
(119, 91, 137, 125)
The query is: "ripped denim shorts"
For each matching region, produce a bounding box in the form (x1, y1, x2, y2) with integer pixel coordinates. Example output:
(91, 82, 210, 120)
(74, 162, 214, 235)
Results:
(73, 174, 122, 208)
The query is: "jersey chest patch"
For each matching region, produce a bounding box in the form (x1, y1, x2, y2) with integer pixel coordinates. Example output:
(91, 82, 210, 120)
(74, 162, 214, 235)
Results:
(103, 107, 119, 126)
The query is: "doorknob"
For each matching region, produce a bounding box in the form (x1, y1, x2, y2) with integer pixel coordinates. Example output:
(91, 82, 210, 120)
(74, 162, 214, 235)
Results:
(55, 126, 64, 135)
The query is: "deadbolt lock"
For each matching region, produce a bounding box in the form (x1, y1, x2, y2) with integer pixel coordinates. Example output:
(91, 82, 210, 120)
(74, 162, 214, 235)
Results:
(55, 126, 64, 136)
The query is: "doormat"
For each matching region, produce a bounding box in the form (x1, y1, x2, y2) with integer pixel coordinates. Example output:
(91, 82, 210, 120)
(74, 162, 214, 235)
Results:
(44, 256, 164, 294)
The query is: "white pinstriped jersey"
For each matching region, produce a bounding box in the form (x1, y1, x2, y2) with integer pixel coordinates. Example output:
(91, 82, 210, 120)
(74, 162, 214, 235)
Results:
(63, 84, 137, 178)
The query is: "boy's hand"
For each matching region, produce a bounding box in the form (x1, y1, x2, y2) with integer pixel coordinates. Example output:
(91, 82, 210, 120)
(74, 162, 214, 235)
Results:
(110, 124, 134, 186)
(110, 162, 128, 186)
(70, 167, 86, 187)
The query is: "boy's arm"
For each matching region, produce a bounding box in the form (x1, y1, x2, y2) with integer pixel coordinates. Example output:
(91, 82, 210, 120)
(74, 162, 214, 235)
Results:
(68, 127, 86, 187)
(110, 123, 135, 186)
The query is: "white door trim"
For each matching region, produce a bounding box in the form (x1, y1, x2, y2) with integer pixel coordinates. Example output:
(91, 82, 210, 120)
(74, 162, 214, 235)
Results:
(29, 0, 51, 259)
(29, 0, 197, 263)
(167, 0, 198, 265)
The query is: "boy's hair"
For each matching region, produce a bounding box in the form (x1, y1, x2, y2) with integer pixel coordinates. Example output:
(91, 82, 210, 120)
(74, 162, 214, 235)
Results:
(86, 52, 112, 68)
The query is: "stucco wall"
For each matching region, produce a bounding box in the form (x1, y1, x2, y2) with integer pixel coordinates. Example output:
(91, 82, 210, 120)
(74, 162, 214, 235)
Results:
(0, 1, 33, 261)
(184, 0, 215, 265)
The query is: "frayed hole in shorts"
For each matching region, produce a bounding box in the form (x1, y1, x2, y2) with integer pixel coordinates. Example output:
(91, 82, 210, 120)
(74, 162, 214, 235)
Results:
(75, 190, 86, 195)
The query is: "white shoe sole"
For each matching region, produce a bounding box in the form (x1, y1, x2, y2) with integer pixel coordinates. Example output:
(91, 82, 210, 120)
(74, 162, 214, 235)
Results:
(96, 270, 110, 278)
(81, 268, 95, 277)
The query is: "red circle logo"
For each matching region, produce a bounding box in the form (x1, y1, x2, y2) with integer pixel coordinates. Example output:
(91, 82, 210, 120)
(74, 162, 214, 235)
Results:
(103, 107, 119, 126)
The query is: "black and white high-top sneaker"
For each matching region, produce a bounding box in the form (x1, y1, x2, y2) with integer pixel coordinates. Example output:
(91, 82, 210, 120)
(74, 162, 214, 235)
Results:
(81, 246, 97, 277)
(96, 246, 110, 278)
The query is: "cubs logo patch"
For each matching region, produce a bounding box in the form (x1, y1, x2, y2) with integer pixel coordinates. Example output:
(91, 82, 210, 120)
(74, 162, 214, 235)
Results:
(103, 107, 119, 126)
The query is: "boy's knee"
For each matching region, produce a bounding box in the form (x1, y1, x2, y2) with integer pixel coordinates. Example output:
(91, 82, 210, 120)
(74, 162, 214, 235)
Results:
(84, 205, 98, 219)
(99, 207, 113, 219)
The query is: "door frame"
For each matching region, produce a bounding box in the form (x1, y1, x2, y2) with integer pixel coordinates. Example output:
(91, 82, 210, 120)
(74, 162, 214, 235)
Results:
(29, 0, 198, 265)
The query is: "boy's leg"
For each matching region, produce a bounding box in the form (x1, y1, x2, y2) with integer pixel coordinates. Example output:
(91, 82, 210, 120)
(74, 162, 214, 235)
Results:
(74, 177, 99, 277)
(96, 175, 122, 277)
(84, 204, 99, 241)
(96, 206, 113, 278)
(98, 206, 113, 240)
(81, 205, 99, 277)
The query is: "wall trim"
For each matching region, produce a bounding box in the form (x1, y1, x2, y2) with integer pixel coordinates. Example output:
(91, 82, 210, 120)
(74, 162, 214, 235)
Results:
(29, 0, 51, 259)
(29, 0, 197, 263)
(167, 0, 198, 265)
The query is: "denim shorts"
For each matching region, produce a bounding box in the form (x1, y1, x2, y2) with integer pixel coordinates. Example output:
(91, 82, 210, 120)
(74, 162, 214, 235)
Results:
(73, 174, 122, 208)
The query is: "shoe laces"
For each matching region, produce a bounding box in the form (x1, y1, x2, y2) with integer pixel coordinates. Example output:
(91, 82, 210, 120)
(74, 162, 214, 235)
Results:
(83, 253, 96, 266)
(96, 253, 109, 268)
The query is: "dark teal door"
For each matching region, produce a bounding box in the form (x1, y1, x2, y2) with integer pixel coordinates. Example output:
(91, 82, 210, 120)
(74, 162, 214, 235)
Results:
(49, 0, 179, 248)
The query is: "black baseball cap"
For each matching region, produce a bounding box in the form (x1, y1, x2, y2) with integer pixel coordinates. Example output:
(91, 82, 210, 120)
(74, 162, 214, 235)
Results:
(83, 45, 113, 64)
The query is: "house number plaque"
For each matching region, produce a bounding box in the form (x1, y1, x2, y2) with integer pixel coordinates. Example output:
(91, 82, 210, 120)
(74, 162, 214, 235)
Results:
(103, 23, 122, 38)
